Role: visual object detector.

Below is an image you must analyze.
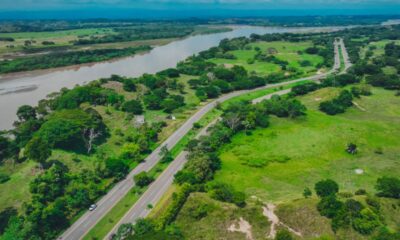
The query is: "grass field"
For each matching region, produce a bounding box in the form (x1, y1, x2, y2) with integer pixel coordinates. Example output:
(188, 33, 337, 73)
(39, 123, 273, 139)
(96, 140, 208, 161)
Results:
(209, 41, 324, 76)
(171, 86, 400, 240)
(213, 86, 400, 202)
(360, 39, 400, 59)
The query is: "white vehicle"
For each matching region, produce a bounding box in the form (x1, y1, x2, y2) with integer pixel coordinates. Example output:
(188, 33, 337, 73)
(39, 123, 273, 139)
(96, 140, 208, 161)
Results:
(89, 204, 97, 211)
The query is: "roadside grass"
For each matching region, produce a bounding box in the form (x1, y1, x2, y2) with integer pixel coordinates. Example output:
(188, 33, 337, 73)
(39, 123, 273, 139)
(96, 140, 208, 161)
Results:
(82, 187, 141, 240)
(213, 87, 400, 203)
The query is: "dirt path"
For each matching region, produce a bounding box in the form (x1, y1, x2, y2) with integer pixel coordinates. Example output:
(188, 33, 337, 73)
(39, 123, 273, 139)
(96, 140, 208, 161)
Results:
(228, 217, 254, 240)
(263, 203, 302, 239)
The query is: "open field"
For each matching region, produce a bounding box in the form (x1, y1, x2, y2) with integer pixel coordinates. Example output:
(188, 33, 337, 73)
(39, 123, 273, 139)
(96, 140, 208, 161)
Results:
(360, 39, 400, 59)
(170, 86, 400, 240)
(209, 41, 324, 76)
(213, 86, 400, 202)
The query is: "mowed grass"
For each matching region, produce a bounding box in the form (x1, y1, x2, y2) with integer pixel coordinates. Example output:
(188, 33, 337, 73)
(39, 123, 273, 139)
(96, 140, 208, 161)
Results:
(209, 41, 324, 76)
(213, 87, 400, 203)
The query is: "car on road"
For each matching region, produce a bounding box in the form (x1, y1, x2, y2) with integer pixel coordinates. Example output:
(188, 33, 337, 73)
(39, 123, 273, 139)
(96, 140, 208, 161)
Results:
(89, 204, 97, 211)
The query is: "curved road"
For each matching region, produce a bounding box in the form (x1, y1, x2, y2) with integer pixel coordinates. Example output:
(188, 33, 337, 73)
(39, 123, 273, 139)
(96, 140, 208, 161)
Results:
(60, 39, 345, 240)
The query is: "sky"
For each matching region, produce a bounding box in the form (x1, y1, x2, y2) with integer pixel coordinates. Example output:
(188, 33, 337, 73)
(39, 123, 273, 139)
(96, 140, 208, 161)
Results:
(0, 0, 399, 18)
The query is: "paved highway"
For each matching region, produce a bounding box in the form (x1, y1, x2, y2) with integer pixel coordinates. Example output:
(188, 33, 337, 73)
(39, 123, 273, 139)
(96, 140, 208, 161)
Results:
(60, 39, 344, 240)
(103, 39, 345, 239)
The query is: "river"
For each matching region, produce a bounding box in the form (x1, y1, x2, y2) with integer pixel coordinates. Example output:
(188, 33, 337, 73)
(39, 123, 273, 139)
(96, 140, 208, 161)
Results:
(0, 25, 344, 130)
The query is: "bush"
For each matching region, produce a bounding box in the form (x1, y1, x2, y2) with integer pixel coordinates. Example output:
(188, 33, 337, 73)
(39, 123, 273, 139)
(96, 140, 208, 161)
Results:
(156, 183, 192, 229)
(188, 204, 208, 220)
(0, 208, 17, 234)
(134, 172, 154, 188)
(0, 173, 10, 184)
(121, 100, 143, 115)
(317, 195, 344, 218)
(375, 177, 400, 199)
(319, 90, 353, 115)
(353, 208, 381, 235)
(315, 179, 339, 197)
(105, 158, 129, 181)
(122, 79, 136, 92)
(355, 189, 367, 195)
(207, 182, 246, 207)
(291, 82, 319, 96)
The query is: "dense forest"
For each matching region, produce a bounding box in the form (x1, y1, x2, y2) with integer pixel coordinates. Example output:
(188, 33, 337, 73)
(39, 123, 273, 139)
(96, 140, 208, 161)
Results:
(0, 46, 151, 73)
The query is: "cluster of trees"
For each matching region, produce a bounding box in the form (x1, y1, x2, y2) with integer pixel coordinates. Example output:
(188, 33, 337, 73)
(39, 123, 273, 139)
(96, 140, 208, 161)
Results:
(0, 37, 14, 42)
(137, 74, 186, 113)
(73, 25, 196, 45)
(0, 46, 151, 74)
(313, 178, 400, 238)
(319, 90, 354, 115)
(1, 162, 111, 239)
(290, 82, 320, 96)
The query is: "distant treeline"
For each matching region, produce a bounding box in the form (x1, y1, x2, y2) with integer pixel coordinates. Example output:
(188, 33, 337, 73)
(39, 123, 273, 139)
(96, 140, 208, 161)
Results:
(73, 25, 194, 45)
(0, 45, 151, 74)
(1, 15, 398, 33)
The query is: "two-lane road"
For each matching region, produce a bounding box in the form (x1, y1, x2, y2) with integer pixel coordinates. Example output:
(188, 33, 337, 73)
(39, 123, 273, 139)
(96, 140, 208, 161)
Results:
(103, 39, 346, 240)
(60, 39, 345, 240)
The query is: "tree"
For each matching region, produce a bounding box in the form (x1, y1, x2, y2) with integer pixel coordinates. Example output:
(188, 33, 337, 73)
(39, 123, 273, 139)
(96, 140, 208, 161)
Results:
(375, 177, 400, 199)
(144, 94, 162, 110)
(287, 99, 307, 118)
(317, 194, 344, 218)
(121, 100, 143, 115)
(159, 146, 173, 163)
(303, 187, 312, 198)
(315, 179, 339, 197)
(16, 105, 36, 121)
(25, 136, 51, 169)
(105, 158, 129, 180)
(134, 172, 154, 188)
(352, 208, 381, 235)
(120, 143, 141, 161)
(132, 218, 155, 236)
(114, 223, 133, 240)
(122, 79, 136, 92)
(0, 208, 17, 234)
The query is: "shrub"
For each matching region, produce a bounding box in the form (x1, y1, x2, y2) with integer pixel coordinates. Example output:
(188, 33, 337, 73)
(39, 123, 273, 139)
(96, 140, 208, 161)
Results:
(315, 179, 339, 197)
(134, 172, 154, 188)
(156, 183, 193, 229)
(355, 189, 367, 195)
(353, 208, 381, 235)
(105, 158, 129, 181)
(0, 173, 10, 184)
(375, 177, 400, 199)
(206, 182, 246, 207)
(317, 195, 344, 218)
(188, 204, 208, 220)
(303, 187, 312, 198)
(121, 100, 143, 115)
